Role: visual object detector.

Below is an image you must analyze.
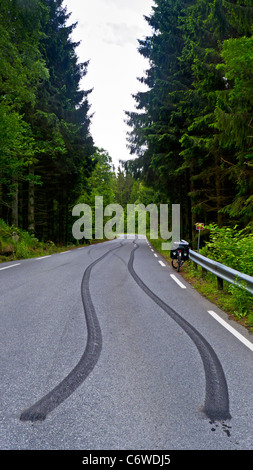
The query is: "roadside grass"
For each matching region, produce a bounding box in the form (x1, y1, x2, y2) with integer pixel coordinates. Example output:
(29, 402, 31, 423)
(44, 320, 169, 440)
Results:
(147, 234, 253, 333)
(0, 218, 106, 263)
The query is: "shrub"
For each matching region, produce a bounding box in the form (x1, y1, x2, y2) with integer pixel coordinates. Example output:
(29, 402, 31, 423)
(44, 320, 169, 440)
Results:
(201, 224, 253, 276)
(199, 224, 253, 321)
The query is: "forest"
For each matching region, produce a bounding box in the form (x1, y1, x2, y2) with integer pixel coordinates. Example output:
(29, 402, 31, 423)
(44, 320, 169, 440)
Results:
(125, 0, 253, 243)
(0, 0, 252, 249)
(0, 0, 94, 244)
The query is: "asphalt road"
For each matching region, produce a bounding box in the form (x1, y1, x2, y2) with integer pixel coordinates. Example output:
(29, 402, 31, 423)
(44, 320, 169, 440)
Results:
(0, 236, 252, 450)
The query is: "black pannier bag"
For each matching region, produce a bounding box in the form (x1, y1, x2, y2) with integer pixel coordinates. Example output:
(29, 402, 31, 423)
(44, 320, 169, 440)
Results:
(170, 240, 189, 260)
(170, 247, 178, 259)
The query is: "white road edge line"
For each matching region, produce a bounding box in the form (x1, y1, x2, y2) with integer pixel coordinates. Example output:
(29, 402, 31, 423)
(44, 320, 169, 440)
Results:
(0, 263, 21, 271)
(35, 255, 51, 260)
(159, 260, 166, 267)
(60, 251, 71, 254)
(170, 274, 187, 289)
(208, 310, 253, 352)
(154, 254, 158, 257)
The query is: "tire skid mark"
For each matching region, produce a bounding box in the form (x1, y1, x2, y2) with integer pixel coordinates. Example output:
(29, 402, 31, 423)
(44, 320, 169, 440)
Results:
(20, 241, 123, 422)
(129, 241, 231, 422)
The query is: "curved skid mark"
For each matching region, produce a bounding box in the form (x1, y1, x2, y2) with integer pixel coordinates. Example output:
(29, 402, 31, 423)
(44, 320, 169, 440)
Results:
(128, 242, 231, 422)
(20, 241, 123, 422)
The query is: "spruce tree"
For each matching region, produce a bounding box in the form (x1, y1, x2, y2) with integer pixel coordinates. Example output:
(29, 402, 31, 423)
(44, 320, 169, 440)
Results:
(126, 0, 253, 243)
(30, 0, 94, 242)
(126, 0, 193, 237)
(0, 0, 48, 225)
(180, 0, 253, 229)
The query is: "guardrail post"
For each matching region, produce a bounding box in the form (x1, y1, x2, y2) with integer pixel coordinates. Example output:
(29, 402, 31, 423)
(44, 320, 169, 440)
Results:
(201, 267, 207, 279)
(217, 277, 223, 290)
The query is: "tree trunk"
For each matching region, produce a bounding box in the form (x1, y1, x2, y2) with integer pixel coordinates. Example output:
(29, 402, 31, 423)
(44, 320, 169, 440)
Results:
(0, 183, 3, 219)
(216, 156, 223, 227)
(186, 168, 192, 242)
(28, 166, 35, 233)
(190, 166, 197, 248)
(11, 179, 19, 227)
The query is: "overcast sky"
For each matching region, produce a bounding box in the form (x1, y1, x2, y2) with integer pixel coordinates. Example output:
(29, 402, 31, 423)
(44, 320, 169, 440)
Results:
(63, 0, 154, 167)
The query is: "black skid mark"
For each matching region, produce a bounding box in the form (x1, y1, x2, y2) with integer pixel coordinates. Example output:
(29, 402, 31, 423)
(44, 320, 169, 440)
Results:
(128, 241, 231, 422)
(20, 241, 123, 422)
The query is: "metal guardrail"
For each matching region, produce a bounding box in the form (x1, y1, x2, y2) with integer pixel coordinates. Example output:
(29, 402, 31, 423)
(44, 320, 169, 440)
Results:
(189, 249, 253, 295)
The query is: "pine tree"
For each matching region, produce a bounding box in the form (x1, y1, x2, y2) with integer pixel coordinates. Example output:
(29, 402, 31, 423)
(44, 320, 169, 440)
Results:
(0, 0, 94, 242)
(180, 0, 253, 229)
(179, 0, 229, 232)
(126, 0, 193, 238)
(29, 0, 94, 242)
(0, 0, 48, 225)
(126, 0, 253, 244)
(213, 35, 253, 223)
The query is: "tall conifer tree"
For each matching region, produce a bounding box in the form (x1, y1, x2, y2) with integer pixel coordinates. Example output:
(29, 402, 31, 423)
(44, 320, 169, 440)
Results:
(28, 0, 94, 242)
(126, 0, 253, 241)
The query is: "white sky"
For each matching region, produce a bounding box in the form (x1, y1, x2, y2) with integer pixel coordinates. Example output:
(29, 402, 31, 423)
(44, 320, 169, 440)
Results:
(63, 0, 154, 168)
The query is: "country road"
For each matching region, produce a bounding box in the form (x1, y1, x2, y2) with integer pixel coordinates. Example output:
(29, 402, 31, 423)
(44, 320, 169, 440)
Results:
(0, 236, 252, 450)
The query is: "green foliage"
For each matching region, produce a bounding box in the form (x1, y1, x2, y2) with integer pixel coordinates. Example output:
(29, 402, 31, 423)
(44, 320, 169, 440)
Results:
(88, 149, 116, 207)
(0, 101, 35, 184)
(0, 1, 48, 195)
(213, 36, 253, 221)
(201, 223, 253, 276)
(229, 282, 252, 320)
(74, 154, 159, 238)
(0, 218, 79, 261)
(198, 223, 253, 320)
(0, 218, 40, 259)
(0, 0, 94, 244)
(126, 0, 253, 240)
